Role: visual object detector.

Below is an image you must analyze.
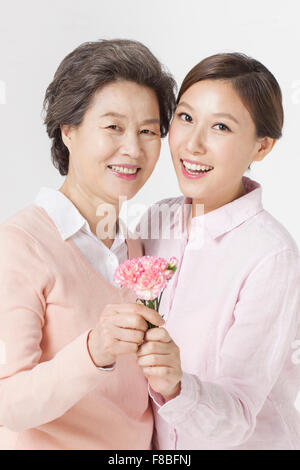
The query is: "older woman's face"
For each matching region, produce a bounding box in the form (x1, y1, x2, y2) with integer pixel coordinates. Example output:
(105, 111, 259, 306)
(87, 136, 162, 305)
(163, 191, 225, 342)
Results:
(61, 80, 161, 206)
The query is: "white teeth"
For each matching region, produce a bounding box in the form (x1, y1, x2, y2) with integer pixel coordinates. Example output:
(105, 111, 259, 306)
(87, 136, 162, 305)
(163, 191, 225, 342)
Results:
(110, 165, 138, 174)
(182, 160, 213, 172)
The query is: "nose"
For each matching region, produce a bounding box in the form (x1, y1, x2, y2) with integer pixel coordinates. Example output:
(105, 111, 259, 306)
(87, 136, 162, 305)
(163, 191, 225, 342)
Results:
(185, 126, 206, 155)
(120, 130, 142, 160)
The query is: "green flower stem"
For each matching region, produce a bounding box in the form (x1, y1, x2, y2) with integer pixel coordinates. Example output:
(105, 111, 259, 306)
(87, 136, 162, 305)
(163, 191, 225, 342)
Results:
(157, 291, 163, 310)
(137, 296, 165, 329)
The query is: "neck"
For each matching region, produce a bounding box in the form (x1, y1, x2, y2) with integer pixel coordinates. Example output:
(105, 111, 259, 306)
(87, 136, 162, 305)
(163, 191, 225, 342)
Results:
(191, 179, 246, 218)
(59, 178, 120, 249)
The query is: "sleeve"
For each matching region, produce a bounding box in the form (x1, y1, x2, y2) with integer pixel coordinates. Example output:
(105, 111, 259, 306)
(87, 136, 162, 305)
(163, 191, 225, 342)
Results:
(150, 248, 300, 447)
(0, 225, 109, 432)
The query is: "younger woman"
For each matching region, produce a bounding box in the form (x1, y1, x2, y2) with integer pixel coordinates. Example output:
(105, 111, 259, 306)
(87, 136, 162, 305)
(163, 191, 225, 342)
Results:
(137, 53, 300, 450)
(0, 39, 176, 450)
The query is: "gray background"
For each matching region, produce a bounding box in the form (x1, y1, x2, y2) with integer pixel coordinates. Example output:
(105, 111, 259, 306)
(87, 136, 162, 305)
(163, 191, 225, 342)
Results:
(0, 0, 299, 244)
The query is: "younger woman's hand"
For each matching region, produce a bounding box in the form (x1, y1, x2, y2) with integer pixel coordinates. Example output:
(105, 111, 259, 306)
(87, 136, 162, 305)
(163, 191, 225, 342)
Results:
(137, 327, 182, 401)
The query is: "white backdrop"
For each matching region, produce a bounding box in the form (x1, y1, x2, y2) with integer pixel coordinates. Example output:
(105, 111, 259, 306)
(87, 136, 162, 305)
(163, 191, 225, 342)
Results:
(0, 0, 299, 245)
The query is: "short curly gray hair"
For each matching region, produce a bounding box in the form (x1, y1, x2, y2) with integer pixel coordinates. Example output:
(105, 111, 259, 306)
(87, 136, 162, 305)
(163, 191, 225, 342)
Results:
(43, 39, 177, 175)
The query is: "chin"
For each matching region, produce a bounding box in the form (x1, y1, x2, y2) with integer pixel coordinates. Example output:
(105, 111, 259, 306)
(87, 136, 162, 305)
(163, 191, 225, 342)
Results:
(117, 187, 140, 202)
(178, 181, 204, 200)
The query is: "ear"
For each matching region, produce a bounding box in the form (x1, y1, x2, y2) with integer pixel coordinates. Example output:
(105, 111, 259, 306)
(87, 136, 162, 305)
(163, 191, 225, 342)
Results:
(253, 137, 277, 162)
(60, 124, 74, 152)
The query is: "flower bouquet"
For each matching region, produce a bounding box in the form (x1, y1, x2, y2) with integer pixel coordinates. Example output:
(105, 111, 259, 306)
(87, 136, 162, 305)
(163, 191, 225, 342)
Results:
(114, 256, 178, 328)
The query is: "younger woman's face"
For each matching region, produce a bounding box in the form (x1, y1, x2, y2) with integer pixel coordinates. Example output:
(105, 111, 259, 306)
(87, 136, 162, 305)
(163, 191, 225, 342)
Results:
(61, 80, 161, 207)
(168, 79, 272, 214)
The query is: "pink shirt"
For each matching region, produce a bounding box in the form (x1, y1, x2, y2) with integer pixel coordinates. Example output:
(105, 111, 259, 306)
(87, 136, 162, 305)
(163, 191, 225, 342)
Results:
(141, 176, 300, 450)
(0, 205, 153, 450)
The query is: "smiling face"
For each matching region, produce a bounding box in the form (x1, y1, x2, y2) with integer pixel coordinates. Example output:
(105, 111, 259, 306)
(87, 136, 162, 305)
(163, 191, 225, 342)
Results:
(61, 80, 161, 208)
(169, 79, 275, 215)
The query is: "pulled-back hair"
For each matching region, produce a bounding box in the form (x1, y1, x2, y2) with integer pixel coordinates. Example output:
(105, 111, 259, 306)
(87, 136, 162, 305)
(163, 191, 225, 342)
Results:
(43, 39, 177, 175)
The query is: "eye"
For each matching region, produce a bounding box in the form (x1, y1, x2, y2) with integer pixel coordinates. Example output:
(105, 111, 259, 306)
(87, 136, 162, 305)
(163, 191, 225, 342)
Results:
(178, 112, 193, 123)
(107, 124, 121, 131)
(213, 123, 231, 132)
(140, 129, 157, 135)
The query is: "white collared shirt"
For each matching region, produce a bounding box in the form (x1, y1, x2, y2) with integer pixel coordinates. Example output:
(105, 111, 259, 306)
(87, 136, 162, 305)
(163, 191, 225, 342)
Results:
(34, 187, 128, 286)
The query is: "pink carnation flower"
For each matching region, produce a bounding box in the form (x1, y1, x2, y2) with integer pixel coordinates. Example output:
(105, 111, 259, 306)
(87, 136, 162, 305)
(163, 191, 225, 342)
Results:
(113, 258, 144, 289)
(114, 255, 178, 302)
(169, 257, 178, 268)
(164, 269, 174, 280)
(134, 268, 167, 301)
(139, 256, 169, 272)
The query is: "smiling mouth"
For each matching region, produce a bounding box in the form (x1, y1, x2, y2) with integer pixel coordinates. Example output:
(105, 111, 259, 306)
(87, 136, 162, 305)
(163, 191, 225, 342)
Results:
(180, 159, 214, 175)
(107, 164, 141, 175)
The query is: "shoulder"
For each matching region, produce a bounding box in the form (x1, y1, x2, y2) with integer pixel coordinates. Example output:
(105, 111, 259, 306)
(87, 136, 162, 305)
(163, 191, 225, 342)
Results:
(136, 196, 184, 228)
(0, 204, 58, 244)
(0, 206, 40, 255)
(230, 209, 300, 283)
(134, 195, 184, 236)
(0, 206, 57, 293)
(0, 205, 60, 264)
(133, 196, 184, 257)
(247, 209, 299, 255)
(147, 196, 185, 213)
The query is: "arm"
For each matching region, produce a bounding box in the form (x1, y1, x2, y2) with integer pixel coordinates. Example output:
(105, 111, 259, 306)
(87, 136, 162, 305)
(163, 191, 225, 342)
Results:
(0, 225, 105, 432)
(148, 248, 300, 446)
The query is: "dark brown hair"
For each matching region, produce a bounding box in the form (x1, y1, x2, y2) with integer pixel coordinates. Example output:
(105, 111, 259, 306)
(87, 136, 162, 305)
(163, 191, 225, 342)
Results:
(177, 53, 284, 170)
(43, 39, 177, 175)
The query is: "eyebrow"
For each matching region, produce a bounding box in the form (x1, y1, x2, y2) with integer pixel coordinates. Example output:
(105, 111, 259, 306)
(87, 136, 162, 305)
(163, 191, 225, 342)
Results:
(100, 112, 125, 119)
(177, 102, 239, 125)
(212, 113, 239, 125)
(99, 112, 160, 125)
(177, 101, 194, 111)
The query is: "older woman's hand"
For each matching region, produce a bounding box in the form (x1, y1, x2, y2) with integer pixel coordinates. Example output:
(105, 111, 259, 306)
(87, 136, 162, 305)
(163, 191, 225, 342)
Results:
(137, 327, 182, 401)
(87, 303, 164, 367)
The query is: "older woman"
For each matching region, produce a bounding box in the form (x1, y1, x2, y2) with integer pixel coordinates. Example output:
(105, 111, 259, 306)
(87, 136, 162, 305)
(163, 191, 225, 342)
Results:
(0, 39, 176, 450)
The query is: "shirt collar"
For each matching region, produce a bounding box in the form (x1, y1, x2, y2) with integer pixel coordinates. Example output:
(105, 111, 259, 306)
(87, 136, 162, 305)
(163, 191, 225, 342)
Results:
(177, 176, 264, 241)
(34, 187, 126, 244)
(35, 187, 87, 240)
